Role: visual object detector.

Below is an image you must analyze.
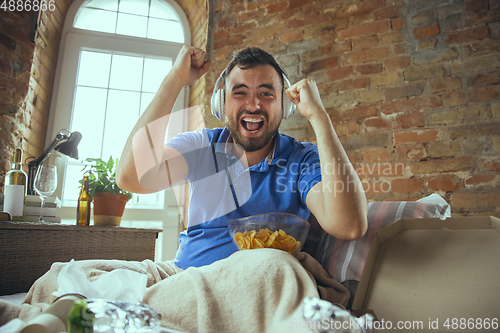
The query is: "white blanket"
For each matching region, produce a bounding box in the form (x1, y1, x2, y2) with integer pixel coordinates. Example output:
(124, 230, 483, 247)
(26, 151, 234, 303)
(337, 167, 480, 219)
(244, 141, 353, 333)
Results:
(0, 249, 350, 332)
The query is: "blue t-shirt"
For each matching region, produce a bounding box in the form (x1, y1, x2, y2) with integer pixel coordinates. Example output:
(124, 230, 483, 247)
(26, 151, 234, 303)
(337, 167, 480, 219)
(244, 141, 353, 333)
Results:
(166, 127, 321, 269)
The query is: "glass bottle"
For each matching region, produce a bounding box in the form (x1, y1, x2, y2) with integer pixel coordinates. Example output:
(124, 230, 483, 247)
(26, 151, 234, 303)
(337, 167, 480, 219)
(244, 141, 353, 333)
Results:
(4, 149, 27, 220)
(77, 175, 91, 225)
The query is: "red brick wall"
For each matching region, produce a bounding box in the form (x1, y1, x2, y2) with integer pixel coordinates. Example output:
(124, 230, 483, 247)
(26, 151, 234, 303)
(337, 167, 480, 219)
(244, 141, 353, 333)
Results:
(181, 0, 210, 131)
(0, 9, 39, 181)
(1, 0, 81, 190)
(208, 0, 500, 217)
(2, 0, 499, 218)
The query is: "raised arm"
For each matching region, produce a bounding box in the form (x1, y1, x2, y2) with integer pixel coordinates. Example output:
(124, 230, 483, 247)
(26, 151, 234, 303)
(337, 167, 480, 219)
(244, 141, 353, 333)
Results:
(116, 46, 211, 194)
(286, 79, 368, 240)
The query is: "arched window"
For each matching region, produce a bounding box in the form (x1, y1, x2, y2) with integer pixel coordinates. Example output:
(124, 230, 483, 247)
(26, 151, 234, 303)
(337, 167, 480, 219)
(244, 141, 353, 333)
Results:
(47, 0, 190, 261)
(74, 0, 185, 42)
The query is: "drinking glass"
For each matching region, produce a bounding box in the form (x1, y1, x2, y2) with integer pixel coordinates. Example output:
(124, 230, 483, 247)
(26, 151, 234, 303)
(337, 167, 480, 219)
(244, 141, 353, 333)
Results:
(34, 164, 58, 222)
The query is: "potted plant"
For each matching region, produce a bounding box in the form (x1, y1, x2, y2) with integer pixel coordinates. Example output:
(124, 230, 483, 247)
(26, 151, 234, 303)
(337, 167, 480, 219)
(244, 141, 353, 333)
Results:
(79, 156, 134, 226)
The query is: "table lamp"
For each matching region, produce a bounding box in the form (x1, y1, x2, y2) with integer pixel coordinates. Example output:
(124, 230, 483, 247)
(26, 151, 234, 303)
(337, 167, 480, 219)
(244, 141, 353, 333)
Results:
(25, 129, 82, 195)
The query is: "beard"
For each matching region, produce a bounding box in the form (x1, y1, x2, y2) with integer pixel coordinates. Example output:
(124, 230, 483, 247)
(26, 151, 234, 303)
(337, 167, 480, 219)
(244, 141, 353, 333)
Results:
(226, 110, 281, 152)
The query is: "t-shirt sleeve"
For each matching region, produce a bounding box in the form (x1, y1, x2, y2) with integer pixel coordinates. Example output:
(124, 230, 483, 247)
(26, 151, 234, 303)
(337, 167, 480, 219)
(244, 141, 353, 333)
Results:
(165, 130, 205, 182)
(298, 144, 322, 206)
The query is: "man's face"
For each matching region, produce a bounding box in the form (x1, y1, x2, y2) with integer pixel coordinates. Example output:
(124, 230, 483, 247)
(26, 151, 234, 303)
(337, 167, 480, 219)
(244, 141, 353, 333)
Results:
(224, 64, 283, 152)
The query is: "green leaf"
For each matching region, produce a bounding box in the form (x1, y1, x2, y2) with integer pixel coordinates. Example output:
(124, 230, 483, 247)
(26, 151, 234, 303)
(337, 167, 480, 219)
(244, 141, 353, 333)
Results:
(79, 156, 133, 202)
(107, 156, 113, 169)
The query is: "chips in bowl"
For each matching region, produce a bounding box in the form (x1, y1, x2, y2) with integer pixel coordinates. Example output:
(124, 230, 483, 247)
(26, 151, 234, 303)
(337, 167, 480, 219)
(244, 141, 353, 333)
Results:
(229, 213, 310, 255)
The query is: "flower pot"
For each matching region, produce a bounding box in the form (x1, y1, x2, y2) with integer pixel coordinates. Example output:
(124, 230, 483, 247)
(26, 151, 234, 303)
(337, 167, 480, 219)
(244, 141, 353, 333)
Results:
(93, 215, 122, 226)
(93, 192, 129, 226)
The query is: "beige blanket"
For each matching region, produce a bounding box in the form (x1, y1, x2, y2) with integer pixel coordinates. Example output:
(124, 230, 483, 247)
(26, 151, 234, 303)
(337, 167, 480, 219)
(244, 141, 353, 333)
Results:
(0, 249, 349, 332)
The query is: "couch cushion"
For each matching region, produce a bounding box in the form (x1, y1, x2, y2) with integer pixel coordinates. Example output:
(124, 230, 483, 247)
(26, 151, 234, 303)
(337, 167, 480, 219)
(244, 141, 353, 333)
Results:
(314, 198, 451, 283)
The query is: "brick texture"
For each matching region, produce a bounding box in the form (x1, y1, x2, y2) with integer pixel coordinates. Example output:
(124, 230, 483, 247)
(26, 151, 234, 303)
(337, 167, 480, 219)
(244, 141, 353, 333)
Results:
(209, 0, 500, 216)
(2, 0, 499, 217)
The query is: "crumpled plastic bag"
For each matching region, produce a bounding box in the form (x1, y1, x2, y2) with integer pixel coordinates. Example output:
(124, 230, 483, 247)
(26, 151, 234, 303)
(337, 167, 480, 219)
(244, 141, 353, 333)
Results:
(68, 299, 162, 333)
(52, 259, 147, 303)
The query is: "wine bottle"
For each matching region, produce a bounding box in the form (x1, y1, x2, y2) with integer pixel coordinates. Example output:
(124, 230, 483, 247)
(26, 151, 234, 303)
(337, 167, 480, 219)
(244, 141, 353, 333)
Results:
(3, 149, 27, 220)
(77, 175, 91, 226)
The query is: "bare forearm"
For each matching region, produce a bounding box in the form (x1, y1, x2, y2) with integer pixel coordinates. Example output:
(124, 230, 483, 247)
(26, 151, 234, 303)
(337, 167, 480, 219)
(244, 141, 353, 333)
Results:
(116, 72, 184, 192)
(116, 46, 210, 193)
(285, 79, 367, 239)
(308, 111, 368, 240)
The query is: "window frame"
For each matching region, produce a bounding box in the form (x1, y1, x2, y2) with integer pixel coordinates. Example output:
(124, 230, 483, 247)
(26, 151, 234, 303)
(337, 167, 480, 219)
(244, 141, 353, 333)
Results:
(45, 0, 191, 261)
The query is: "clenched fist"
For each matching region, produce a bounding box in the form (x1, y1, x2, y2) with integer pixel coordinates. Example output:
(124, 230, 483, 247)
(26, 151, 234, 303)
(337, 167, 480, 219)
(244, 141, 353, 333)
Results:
(285, 79, 326, 120)
(172, 45, 211, 87)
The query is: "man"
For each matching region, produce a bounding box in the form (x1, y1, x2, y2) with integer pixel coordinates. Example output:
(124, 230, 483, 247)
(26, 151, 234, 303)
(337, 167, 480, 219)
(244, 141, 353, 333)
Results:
(0, 46, 368, 332)
(116, 45, 368, 269)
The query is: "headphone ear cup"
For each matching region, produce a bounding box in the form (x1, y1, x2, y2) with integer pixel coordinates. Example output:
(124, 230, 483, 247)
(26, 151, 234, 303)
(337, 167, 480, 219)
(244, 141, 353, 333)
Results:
(282, 89, 290, 119)
(211, 89, 223, 120)
(219, 89, 224, 120)
(282, 76, 296, 120)
(211, 74, 225, 121)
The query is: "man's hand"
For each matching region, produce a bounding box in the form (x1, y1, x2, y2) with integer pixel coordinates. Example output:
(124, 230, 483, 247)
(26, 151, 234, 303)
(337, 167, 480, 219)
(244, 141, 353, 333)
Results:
(285, 79, 326, 120)
(286, 80, 368, 240)
(172, 45, 211, 87)
(117, 46, 209, 194)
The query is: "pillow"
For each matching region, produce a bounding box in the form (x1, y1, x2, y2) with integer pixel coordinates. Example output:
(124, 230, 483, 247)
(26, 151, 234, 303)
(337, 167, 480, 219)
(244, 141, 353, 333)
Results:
(314, 196, 451, 283)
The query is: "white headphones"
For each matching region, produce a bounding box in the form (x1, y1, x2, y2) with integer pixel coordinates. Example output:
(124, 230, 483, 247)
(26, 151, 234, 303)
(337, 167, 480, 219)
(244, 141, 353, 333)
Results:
(210, 65, 296, 121)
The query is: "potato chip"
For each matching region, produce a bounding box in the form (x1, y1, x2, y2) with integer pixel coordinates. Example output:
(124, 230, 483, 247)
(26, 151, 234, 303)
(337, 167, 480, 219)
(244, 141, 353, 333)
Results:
(248, 230, 256, 239)
(252, 237, 265, 248)
(265, 233, 276, 247)
(233, 228, 301, 254)
(278, 229, 287, 239)
(279, 236, 296, 249)
(234, 233, 247, 250)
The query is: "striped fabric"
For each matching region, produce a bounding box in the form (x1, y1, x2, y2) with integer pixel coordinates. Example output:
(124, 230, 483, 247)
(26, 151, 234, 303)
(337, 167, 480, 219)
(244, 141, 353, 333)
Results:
(314, 200, 451, 283)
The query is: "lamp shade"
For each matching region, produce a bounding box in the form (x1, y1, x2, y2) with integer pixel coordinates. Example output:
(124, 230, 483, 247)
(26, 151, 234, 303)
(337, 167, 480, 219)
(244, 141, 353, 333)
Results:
(55, 131, 82, 159)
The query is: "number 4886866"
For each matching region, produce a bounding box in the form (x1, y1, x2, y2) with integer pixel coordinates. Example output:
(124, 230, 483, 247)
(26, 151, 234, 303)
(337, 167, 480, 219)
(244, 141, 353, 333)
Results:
(1, 0, 56, 11)
(443, 318, 498, 330)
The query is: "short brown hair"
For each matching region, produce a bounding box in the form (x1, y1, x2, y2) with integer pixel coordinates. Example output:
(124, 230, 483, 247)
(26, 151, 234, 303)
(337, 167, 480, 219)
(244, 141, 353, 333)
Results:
(222, 47, 286, 87)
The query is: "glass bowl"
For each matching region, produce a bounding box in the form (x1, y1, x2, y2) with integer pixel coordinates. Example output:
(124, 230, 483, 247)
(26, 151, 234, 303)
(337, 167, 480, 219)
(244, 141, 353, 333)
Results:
(228, 212, 310, 255)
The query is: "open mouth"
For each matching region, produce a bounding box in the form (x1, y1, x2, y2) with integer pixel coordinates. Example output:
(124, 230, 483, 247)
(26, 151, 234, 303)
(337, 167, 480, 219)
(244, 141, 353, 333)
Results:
(240, 116, 265, 133)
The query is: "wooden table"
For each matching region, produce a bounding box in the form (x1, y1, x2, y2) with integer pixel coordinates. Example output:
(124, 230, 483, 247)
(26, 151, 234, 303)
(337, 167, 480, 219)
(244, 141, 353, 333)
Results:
(0, 221, 161, 295)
